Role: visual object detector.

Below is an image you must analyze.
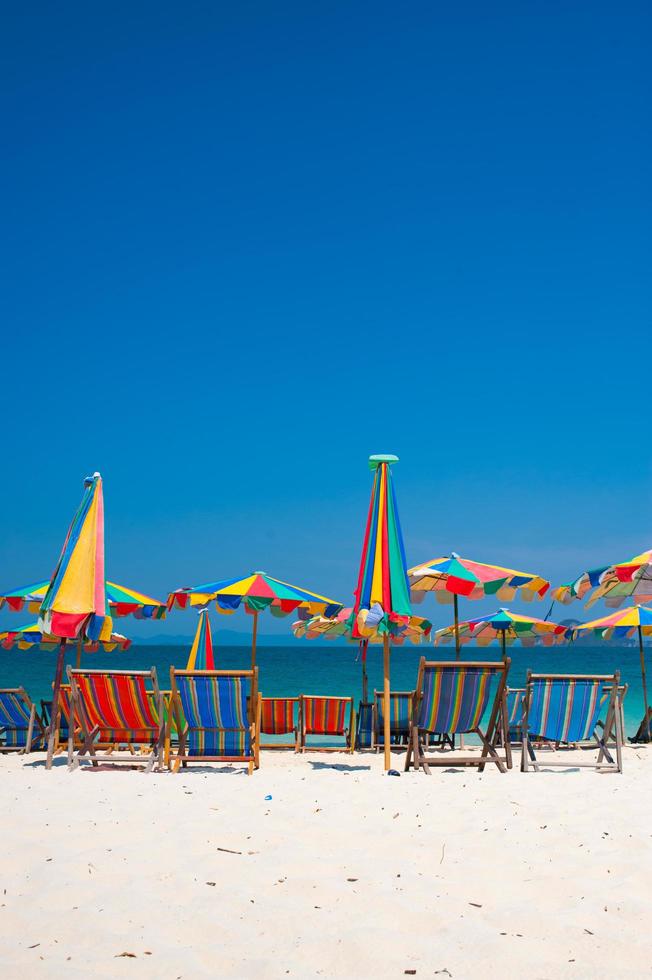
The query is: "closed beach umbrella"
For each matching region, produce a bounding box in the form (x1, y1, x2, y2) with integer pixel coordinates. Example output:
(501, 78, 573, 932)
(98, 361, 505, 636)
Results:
(572, 604, 652, 741)
(186, 609, 215, 670)
(38, 473, 113, 768)
(436, 607, 567, 659)
(351, 454, 412, 770)
(168, 571, 341, 670)
(409, 554, 550, 658)
(1, 621, 131, 653)
(552, 549, 652, 610)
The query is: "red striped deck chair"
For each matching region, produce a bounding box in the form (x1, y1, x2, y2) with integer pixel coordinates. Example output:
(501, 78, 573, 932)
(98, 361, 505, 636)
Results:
(67, 667, 165, 772)
(260, 697, 300, 750)
(299, 696, 356, 753)
(521, 672, 623, 773)
(0, 688, 44, 753)
(167, 669, 261, 774)
(405, 659, 511, 774)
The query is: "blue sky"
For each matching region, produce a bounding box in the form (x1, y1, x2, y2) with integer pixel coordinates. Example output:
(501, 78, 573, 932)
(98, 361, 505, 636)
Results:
(1, 2, 650, 637)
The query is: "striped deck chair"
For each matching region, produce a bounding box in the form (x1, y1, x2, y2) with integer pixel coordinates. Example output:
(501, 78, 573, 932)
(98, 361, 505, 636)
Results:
(521, 672, 623, 773)
(356, 701, 375, 750)
(497, 688, 526, 745)
(167, 669, 261, 774)
(67, 668, 165, 772)
(374, 690, 413, 749)
(0, 688, 44, 753)
(299, 696, 355, 753)
(405, 659, 511, 774)
(260, 697, 300, 750)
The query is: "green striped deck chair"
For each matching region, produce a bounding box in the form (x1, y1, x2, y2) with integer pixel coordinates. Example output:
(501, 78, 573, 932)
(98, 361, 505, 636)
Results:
(167, 669, 261, 774)
(0, 688, 44, 753)
(405, 659, 511, 774)
(299, 696, 356, 753)
(260, 697, 300, 751)
(374, 690, 413, 749)
(521, 672, 623, 773)
(67, 667, 165, 772)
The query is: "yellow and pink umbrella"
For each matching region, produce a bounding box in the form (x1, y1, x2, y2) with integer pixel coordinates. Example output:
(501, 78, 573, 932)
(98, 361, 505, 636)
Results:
(435, 608, 567, 659)
(552, 549, 652, 610)
(409, 553, 550, 658)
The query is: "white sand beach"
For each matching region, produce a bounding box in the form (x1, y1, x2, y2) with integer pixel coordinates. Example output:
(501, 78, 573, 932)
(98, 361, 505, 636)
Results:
(0, 747, 650, 980)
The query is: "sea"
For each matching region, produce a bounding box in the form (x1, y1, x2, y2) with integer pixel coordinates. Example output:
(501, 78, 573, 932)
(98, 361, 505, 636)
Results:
(2, 642, 648, 739)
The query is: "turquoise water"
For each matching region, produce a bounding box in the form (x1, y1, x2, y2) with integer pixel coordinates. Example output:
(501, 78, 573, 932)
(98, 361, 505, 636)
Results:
(1, 642, 648, 738)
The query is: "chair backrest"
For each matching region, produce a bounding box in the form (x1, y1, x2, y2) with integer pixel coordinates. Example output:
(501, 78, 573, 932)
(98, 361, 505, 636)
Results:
(172, 670, 255, 731)
(374, 690, 413, 732)
(416, 660, 509, 734)
(525, 673, 617, 743)
(260, 697, 297, 735)
(302, 696, 350, 735)
(69, 669, 160, 736)
(0, 689, 32, 728)
(356, 701, 375, 748)
(506, 688, 525, 725)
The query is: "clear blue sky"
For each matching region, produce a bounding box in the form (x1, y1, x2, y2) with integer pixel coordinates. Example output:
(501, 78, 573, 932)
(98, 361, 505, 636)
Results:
(1, 2, 650, 637)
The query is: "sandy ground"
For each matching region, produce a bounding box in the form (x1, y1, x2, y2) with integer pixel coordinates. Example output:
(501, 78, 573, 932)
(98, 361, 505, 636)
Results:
(0, 746, 650, 980)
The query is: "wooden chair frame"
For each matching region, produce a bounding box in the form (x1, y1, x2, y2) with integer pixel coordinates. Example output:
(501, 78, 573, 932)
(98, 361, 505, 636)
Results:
(67, 667, 165, 772)
(299, 695, 356, 753)
(260, 696, 301, 751)
(405, 659, 511, 775)
(521, 672, 624, 773)
(0, 687, 43, 753)
(166, 668, 261, 775)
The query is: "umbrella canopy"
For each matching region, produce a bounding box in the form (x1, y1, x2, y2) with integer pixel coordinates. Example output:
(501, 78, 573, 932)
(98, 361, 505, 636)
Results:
(436, 607, 567, 657)
(168, 571, 341, 669)
(352, 454, 412, 769)
(0, 579, 166, 620)
(38, 473, 111, 767)
(293, 608, 431, 646)
(409, 553, 550, 658)
(552, 549, 652, 610)
(572, 604, 652, 741)
(1, 622, 131, 653)
(186, 609, 215, 670)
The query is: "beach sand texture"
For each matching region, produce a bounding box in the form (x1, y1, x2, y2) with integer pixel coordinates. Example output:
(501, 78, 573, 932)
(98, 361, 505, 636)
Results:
(0, 747, 650, 979)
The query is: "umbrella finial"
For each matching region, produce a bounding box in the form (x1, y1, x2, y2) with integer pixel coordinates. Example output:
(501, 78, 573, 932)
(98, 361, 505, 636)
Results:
(368, 454, 399, 470)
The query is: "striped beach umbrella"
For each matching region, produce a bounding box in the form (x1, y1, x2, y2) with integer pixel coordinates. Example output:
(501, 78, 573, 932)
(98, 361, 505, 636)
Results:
(352, 454, 412, 769)
(38, 473, 112, 768)
(409, 553, 550, 658)
(168, 571, 341, 670)
(0, 579, 166, 620)
(436, 608, 567, 659)
(1, 622, 131, 653)
(552, 549, 652, 610)
(572, 604, 652, 741)
(186, 609, 215, 670)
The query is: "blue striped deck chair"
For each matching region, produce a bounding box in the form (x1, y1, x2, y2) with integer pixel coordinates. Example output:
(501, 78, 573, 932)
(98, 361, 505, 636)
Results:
(521, 672, 623, 773)
(405, 659, 511, 774)
(167, 668, 261, 774)
(503, 688, 525, 744)
(356, 701, 375, 750)
(374, 690, 413, 749)
(0, 688, 44, 753)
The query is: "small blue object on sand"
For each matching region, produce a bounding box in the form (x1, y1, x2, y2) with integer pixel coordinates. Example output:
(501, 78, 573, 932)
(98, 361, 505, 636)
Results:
(387, 769, 401, 777)
(264, 794, 273, 800)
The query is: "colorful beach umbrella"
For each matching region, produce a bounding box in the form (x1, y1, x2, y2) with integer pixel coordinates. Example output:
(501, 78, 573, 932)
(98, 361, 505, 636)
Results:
(1, 622, 131, 653)
(38, 473, 112, 768)
(0, 579, 166, 619)
(572, 604, 652, 741)
(409, 553, 550, 658)
(168, 571, 341, 669)
(435, 608, 567, 659)
(552, 549, 652, 610)
(292, 608, 432, 702)
(186, 609, 215, 670)
(352, 454, 412, 769)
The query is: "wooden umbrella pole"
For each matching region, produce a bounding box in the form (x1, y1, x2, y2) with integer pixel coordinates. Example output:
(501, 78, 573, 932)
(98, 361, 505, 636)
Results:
(76, 635, 83, 669)
(501, 630, 507, 662)
(383, 634, 391, 771)
(638, 625, 651, 742)
(453, 593, 461, 660)
(251, 610, 259, 671)
(46, 638, 66, 770)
